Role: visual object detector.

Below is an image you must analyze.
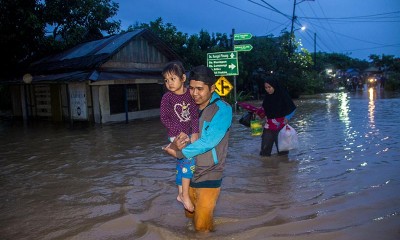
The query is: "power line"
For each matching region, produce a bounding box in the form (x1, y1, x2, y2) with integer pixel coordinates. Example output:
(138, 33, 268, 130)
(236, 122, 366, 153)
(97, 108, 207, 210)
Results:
(299, 10, 400, 20)
(311, 22, 396, 46)
(214, 0, 399, 57)
(295, 1, 344, 53)
(259, 0, 291, 19)
(214, 0, 283, 25)
(342, 43, 400, 53)
(314, 0, 345, 51)
(214, 0, 291, 35)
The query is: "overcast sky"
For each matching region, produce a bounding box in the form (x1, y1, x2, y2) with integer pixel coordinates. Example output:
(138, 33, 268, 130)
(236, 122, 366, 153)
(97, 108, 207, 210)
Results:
(113, 0, 400, 61)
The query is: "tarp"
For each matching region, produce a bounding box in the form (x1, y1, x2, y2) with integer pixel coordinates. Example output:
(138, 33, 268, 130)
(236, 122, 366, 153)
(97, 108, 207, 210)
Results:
(364, 67, 381, 73)
(237, 102, 265, 118)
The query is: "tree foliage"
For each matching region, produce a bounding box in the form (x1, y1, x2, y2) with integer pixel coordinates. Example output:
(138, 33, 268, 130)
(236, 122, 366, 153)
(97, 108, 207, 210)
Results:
(0, 0, 45, 78)
(315, 52, 368, 72)
(43, 0, 120, 54)
(0, 0, 120, 79)
(369, 54, 399, 72)
(126, 17, 187, 60)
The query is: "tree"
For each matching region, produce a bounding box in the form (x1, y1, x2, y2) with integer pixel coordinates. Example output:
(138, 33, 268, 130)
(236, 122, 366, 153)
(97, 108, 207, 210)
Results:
(237, 35, 281, 96)
(185, 34, 207, 68)
(43, 0, 120, 53)
(369, 54, 397, 72)
(0, 0, 120, 80)
(0, 0, 45, 78)
(127, 17, 188, 60)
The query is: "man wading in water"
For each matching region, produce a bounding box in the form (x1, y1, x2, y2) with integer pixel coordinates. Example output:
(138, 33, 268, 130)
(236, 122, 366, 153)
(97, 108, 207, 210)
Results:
(164, 65, 232, 232)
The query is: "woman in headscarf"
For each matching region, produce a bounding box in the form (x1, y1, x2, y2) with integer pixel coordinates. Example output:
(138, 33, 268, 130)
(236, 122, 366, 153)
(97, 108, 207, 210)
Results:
(260, 74, 296, 156)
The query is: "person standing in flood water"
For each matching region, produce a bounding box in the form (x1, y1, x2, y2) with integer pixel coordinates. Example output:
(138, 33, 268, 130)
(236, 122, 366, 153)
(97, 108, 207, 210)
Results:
(160, 61, 199, 212)
(260, 74, 296, 157)
(164, 65, 232, 232)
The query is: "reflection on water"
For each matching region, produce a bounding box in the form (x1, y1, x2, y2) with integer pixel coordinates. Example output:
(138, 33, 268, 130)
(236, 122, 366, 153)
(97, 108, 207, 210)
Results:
(369, 88, 376, 127)
(1, 91, 400, 240)
(338, 92, 350, 126)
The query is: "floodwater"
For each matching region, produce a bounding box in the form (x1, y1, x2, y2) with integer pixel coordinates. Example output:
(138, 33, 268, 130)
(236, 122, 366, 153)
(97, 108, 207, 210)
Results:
(1, 89, 400, 240)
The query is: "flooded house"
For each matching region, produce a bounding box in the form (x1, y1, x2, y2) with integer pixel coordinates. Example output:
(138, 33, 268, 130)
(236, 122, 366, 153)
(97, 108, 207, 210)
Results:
(9, 28, 180, 124)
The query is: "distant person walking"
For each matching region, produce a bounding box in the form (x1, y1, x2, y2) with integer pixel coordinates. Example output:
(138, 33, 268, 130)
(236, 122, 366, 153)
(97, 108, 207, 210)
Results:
(380, 75, 386, 89)
(260, 74, 296, 157)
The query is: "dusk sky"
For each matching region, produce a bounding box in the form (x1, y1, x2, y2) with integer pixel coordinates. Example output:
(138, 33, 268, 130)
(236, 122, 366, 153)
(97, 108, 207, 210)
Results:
(114, 0, 400, 61)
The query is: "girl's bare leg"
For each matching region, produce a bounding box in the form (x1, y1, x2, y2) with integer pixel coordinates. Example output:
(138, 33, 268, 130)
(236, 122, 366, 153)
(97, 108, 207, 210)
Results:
(177, 185, 183, 203)
(177, 178, 194, 212)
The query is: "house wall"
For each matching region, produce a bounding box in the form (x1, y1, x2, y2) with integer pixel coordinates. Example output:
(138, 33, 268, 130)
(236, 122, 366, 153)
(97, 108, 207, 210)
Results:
(95, 84, 161, 124)
(18, 84, 34, 119)
(91, 86, 101, 123)
(12, 86, 22, 117)
(61, 84, 69, 118)
(69, 83, 89, 121)
(102, 36, 169, 70)
(50, 85, 62, 121)
(34, 85, 51, 118)
(98, 85, 110, 123)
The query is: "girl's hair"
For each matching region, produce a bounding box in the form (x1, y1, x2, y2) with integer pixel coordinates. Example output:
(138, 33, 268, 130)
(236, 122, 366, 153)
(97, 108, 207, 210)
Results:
(162, 61, 186, 80)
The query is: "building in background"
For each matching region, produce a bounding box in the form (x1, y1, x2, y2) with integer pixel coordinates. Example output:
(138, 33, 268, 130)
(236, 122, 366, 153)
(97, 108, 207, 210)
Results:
(9, 28, 180, 124)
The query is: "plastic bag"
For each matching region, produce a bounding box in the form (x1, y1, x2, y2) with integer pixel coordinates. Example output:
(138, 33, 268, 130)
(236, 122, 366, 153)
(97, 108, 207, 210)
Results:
(250, 119, 263, 136)
(278, 124, 299, 151)
(239, 111, 254, 127)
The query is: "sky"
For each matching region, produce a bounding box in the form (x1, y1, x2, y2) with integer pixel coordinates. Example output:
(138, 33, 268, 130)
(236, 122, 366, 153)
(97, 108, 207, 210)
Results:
(113, 0, 400, 61)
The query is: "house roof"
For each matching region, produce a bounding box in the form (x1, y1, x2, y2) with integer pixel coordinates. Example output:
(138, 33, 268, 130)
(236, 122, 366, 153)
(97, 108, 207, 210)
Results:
(25, 28, 180, 82)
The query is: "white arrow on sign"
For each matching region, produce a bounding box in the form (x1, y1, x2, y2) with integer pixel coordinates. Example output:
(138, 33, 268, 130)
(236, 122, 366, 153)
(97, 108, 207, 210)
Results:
(229, 63, 236, 70)
(230, 52, 235, 58)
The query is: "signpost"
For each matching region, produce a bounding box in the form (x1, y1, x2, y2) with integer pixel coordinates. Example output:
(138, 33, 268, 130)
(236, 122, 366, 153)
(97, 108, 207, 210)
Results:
(207, 51, 239, 76)
(234, 44, 253, 52)
(214, 76, 233, 96)
(234, 33, 253, 41)
(206, 32, 253, 112)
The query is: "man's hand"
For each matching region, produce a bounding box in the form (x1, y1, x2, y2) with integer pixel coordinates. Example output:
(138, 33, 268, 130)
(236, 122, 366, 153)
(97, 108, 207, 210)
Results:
(173, 132, 190, 150)
(163, 132, 189, 158)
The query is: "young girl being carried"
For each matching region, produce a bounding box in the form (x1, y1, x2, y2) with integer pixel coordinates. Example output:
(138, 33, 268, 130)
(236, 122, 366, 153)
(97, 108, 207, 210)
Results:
(160, 61, 199, 212)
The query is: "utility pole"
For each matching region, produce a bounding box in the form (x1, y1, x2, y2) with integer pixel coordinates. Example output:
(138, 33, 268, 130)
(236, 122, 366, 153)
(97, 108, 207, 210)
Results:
(289, 0, 315, 57)
(289, 0, 297, 57)
(314, 32, 317, 70)
(231, 28, 237, 113)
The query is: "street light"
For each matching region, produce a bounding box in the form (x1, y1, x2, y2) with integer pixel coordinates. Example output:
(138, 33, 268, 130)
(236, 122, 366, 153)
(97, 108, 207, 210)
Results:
(296, 26, 306, 32)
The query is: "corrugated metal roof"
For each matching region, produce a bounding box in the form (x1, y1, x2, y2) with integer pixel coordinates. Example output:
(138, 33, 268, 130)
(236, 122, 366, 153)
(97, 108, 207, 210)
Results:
(31, 71, 91, 82)
(28, 70, 162, 83)
(61, 30, 141, 60)
(28, 29, 180, 74)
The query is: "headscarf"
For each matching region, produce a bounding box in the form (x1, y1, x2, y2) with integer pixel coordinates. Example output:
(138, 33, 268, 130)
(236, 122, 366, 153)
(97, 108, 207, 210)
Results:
(262, 75, 296, 119)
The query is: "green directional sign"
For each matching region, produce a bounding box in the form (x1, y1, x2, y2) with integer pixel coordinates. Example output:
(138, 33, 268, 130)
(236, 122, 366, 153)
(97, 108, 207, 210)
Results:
(234, 44, 253, 52)
(234, 33, 253, 41)
(207, 51, 239, 76)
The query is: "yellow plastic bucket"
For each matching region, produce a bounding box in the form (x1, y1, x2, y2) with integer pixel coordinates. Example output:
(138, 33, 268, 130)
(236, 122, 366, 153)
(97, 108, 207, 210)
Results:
(250, 120, 263, 136)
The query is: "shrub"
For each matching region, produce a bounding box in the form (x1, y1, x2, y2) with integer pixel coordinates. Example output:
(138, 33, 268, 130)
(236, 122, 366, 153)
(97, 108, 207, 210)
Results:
(385, 73, 400, 91)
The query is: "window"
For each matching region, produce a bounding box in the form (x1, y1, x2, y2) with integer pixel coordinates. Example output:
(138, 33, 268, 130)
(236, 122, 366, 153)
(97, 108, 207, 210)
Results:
(139, 83, 163, 110)
(109, 85, 139, 114)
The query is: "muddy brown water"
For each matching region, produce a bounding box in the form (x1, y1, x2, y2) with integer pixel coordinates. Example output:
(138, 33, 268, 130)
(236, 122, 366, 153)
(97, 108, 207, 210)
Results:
(1, 89, 399, 240)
